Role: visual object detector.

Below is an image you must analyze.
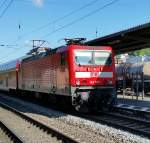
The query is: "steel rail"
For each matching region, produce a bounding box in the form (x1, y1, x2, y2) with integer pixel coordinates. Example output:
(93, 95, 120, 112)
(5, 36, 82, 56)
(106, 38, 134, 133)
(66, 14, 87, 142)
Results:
(0, 101, 79, 143)
(55, 106, 149, 140)
(114, 105, 150, 115)
(100, 112, 150, 138)
(78, 111, 150, 139)
(0, 121, 24, 143)
(1, 94, 150, 140)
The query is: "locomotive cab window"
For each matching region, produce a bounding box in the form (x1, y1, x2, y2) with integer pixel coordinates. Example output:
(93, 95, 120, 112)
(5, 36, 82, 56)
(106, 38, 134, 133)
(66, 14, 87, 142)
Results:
(74, 50, 112, 65)
(75, 51, 92, 65)
(60, 52, 66, 65)
(94, 51, 112, 65)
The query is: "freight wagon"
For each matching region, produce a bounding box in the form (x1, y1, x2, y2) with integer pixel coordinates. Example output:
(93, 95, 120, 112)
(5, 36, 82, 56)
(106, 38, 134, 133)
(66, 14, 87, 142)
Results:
(116, 61, 150, 94)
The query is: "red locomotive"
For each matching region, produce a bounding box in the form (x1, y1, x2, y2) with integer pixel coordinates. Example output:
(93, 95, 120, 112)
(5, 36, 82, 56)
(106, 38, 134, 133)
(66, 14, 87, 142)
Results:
(0, 39, 116, 112)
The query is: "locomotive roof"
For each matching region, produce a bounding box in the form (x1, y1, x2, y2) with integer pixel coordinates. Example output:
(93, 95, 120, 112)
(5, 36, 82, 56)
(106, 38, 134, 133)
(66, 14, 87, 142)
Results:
(22, 46, 67, 62)
(0, 45, 68, 70)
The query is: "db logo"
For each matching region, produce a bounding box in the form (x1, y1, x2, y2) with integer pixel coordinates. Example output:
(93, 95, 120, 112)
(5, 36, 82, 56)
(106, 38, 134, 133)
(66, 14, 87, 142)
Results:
(91, 72, 99, 77)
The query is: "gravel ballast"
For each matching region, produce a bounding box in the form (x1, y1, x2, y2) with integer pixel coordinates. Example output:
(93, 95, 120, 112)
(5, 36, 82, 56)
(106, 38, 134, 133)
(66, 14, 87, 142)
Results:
(0, 106, 62, 143)
(0, 128, 12, 143)
(0, 94, 150, 143)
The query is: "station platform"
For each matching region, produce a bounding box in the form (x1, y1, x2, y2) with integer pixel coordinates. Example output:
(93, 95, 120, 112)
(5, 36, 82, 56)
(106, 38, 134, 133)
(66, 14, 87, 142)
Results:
(117, 95, 150, 113)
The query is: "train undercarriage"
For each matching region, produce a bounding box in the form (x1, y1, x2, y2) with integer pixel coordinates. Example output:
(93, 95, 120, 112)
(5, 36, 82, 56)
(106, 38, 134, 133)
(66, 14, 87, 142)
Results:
(3, 86, 117, 113)
(72, 86, 117, 113)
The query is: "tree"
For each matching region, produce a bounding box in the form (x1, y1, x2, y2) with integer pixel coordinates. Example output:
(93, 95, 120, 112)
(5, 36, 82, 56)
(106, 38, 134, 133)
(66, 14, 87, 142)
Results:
(129, 48, 150, 56)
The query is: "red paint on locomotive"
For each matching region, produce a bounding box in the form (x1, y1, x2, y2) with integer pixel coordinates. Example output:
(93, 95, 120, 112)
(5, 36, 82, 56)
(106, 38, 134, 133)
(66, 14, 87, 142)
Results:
(0, 44, 116, 112)
(68, 45, 116, 87)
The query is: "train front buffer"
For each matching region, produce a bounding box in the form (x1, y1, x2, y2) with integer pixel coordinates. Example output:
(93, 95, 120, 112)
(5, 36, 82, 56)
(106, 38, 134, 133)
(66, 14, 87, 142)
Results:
(68, 45, 116, 112)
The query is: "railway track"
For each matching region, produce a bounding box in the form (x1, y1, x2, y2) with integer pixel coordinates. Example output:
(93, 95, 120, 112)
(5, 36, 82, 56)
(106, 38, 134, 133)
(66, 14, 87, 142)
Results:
(0, 121, 23, 143)
(79, 111, 150, 139)
(0, 94, 150, 142)
(0, 101, 79, 143)
(101, 112, 150, 137)
(114, 104, 150, 117)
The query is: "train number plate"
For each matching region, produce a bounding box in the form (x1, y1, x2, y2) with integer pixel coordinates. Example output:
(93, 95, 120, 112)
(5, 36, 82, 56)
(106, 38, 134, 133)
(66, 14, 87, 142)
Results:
(91, 72, 99, 77)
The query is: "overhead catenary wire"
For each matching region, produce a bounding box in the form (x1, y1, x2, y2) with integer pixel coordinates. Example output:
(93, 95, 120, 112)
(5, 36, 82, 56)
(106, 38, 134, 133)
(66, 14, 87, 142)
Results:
(0, 0, 14, 19)
(13, 0, 99, 42)
(0, 0, 8, 9)
(0, 0, 120, 63)
(0, 40, 50, 63)
(42, 0, 120, 38)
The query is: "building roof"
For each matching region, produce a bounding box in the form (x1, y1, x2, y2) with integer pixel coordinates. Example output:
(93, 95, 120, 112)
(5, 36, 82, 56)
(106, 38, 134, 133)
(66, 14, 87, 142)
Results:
(86, 22, 150, 54)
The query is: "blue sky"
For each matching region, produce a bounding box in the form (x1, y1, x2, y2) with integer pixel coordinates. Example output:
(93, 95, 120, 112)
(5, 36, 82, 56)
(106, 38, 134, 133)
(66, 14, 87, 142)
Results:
(0, 0, 150, 63)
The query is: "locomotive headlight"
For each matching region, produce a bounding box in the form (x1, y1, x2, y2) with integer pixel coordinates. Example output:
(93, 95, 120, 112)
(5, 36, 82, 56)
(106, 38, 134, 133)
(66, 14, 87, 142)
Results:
(76, 80, 80, 85)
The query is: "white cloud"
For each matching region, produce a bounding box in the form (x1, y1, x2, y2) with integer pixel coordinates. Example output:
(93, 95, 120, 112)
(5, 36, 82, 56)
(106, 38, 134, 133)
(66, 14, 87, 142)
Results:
(32, 0, 44, 7)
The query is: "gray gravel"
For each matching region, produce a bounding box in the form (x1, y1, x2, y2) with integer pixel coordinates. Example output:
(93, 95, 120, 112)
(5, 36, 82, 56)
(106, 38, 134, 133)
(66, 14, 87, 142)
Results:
(0, 106, 61, 143)
(0, 94, 150, 143)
